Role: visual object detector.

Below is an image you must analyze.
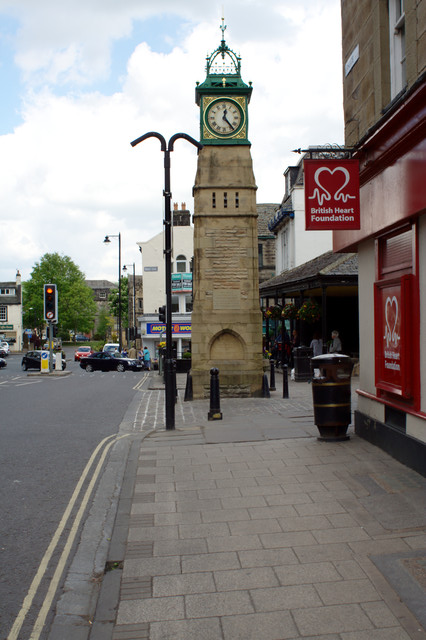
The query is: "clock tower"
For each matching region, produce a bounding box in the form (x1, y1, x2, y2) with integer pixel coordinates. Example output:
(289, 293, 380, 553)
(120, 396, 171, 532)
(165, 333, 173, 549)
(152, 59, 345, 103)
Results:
(191, 21, 263, 398)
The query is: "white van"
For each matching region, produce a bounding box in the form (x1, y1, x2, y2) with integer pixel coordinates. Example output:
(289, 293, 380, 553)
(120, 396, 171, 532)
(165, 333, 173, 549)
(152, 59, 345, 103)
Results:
(103, 343, 120, 354)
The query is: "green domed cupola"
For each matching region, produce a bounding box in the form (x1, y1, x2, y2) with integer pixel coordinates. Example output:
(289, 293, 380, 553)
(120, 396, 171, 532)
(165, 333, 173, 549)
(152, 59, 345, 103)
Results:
(195, 19, 252, 145)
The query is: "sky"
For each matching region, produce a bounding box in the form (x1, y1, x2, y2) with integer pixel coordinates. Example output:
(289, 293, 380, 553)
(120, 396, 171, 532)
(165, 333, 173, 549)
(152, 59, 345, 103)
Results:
(0, 0, 344, 284)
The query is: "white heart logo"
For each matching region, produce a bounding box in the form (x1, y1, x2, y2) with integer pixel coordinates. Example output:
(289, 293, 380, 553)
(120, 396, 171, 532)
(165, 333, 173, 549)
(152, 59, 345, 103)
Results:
(309, 166, 356, 206)
(384, 295, 400, 347)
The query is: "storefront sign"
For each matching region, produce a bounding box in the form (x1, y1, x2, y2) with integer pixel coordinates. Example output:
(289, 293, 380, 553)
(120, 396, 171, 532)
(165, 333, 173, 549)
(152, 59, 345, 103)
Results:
(304, 159, 360, 230)
(374, 275, 413, 398)
(172, 273, 192, 292)
(147, 323, 192, 335)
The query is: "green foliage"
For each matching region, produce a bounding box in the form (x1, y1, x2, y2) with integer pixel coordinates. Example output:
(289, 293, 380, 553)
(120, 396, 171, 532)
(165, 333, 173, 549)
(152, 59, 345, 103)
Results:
(108, 276, 129, 327)
(23, 253, 97, 335)
(95, 306, 112, 341)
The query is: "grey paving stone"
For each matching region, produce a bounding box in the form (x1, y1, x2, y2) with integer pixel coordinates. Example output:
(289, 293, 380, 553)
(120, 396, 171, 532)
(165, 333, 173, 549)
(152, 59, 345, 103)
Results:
(153, 572, 216, 596)
(207, 534, 262, 552)
(228, 518, 282, 535)
(185, 590, 254, 617)
(338, 629, 412, 639)
(178, 521, 230, 539)
(277, 515, 332, 531)
(248, 505, 299, 519)
(201, 507, 250, 523)
(154, 538, 207, 556)
(294, 542, 354, 563)
(360, 600, 401, 628)
(123, 556, 181, 578)
(117, 595, 184, 624)
(315, 578, 380, 604)
(214, 566, 279, 591)
(154, 511, 201, 525)
(238, 547, 299, 568)
(260, 530, 316, 548)
(221, 610, 298, 639)
(313, 527, 371, 544)
(274, 561, 342, 585)
(150, 617, 223, 640)
(128, 525, 178, 542)
(292, 603, 373, 635)
(251, 584, 322, 611)
(182, 551, 241, 573)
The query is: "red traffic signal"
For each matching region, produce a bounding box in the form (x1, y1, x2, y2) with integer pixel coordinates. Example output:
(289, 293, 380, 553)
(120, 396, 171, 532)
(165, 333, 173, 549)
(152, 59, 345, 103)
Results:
(44, 284, 58, 322)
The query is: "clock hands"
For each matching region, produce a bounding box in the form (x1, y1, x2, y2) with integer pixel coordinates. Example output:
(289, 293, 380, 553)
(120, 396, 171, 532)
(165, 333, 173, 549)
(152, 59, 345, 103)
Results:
(222, 108, 235, 130)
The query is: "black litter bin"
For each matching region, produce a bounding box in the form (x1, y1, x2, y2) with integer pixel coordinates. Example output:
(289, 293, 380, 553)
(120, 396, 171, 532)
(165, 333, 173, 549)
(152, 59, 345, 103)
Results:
(311, 354, 354, 441)
(293, 346, 313, 381)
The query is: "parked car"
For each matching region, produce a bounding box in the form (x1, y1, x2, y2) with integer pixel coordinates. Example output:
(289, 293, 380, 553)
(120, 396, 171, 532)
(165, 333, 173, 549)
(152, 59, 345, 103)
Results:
(0, 357, 6, 368)
(0, 341, 10, 355)
(74, 345, 94, 361)
(75, 335, 90, 342)
(0, 348, 8, 358)
(21, 350, 67, 371)
(80, 351, 143, 372)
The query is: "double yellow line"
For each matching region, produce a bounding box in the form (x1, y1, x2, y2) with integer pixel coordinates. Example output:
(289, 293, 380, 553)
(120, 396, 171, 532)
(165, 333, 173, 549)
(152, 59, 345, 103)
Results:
(8, 433, 129, 640)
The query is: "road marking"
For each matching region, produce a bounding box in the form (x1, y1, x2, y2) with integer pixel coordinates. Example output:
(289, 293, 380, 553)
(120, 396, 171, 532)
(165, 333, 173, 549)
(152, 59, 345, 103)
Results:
(133, 372, 149, 391)
(8, 433, 129, 640)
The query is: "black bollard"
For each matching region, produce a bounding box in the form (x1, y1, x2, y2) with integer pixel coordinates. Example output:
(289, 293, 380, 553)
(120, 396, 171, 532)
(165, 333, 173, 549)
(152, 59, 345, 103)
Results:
(184, 372, 193, 401)
(270, 359, 276, 391)
(262, 373, 270, 398)
(283, 363, 289, 399)
(208, 367, 223, 420)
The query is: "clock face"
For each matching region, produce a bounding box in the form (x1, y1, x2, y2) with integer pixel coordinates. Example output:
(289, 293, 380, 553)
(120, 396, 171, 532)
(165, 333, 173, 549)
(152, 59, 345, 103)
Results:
(206, 99, 243, 137)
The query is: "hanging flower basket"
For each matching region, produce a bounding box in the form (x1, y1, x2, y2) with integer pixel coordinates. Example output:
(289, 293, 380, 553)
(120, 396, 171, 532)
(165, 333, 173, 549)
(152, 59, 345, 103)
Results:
(281, 302, 298, 320)
(297, 299, 321, 323)
(264, 305, 282, 320)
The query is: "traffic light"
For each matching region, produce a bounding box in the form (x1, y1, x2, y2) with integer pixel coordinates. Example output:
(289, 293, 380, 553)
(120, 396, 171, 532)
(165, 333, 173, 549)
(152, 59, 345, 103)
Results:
(44, 284, 58, 322)
(158, 305, 166, 323)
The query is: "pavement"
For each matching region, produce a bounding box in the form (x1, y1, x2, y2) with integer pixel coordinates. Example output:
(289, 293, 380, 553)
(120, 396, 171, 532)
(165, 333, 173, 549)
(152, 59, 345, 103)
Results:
(66, 370, 426, 639)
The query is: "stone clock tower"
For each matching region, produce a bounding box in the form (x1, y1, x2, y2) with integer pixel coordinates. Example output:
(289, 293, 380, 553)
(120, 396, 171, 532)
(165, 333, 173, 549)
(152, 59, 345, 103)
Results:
(191, 21, 263, 398)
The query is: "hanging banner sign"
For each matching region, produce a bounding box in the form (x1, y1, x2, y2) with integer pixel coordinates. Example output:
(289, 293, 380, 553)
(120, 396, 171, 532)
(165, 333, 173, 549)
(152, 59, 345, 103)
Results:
(304, 159, 360, 230)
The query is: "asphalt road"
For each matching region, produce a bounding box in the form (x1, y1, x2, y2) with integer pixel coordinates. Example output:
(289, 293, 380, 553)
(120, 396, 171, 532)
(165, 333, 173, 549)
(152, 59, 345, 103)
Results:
(0, 350, 146, 640)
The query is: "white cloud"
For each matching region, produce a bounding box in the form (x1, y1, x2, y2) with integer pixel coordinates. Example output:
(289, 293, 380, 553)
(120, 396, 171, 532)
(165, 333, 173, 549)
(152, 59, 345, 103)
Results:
(0, 0, 344, 282)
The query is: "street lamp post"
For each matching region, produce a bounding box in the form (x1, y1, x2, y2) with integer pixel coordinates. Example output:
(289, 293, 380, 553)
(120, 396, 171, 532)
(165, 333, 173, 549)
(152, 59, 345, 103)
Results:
(104, 233, 122, 352)
(131, 131, 203, 430)
(123, 263, 136, 343)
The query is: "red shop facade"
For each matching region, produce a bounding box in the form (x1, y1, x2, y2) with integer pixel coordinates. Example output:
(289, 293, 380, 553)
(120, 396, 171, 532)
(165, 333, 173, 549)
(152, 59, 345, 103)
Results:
(334, 80, 426, 476)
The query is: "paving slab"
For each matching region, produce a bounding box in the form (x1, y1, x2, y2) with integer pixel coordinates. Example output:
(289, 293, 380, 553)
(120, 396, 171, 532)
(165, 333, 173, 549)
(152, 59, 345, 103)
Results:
(88, 376, 426, 640)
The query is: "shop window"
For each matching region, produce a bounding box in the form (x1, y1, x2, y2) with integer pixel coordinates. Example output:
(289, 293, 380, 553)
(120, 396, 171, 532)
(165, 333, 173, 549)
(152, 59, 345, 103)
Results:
(185, 294, 193, 312)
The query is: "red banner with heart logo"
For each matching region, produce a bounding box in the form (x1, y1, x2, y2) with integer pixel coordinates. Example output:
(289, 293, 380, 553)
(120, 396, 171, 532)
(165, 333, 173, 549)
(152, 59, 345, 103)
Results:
(304, 159, 360, 230)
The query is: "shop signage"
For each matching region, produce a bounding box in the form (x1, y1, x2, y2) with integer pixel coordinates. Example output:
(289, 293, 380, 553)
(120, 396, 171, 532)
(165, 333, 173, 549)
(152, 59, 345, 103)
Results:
(374, 275, 413, 398)
(172, 273, 192, 292)
(147, 323, 192, 335)
(304, 159, 360, 230)
(0, 324, 13, 330)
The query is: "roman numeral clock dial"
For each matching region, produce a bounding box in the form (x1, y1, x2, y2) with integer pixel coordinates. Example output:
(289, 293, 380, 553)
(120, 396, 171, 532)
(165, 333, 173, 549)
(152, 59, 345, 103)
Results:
(205, 99, 243, 138)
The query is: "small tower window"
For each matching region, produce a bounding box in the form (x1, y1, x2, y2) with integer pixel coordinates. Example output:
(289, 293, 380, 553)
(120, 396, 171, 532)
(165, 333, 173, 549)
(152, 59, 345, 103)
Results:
(212, 192, 216, 208)
(224, 192, 228, 208)
(235, 192, 239, 208)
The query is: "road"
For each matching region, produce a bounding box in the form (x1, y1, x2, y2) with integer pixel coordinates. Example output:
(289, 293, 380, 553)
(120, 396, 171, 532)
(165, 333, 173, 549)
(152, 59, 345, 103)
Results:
(0, 350, 148, 640)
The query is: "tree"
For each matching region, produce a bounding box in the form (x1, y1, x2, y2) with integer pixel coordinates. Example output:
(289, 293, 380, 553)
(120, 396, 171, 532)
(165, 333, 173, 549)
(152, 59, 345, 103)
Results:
(108, 276, 129, 328)
(23, 253, 97, 338)
(94, 306, 113, 341)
